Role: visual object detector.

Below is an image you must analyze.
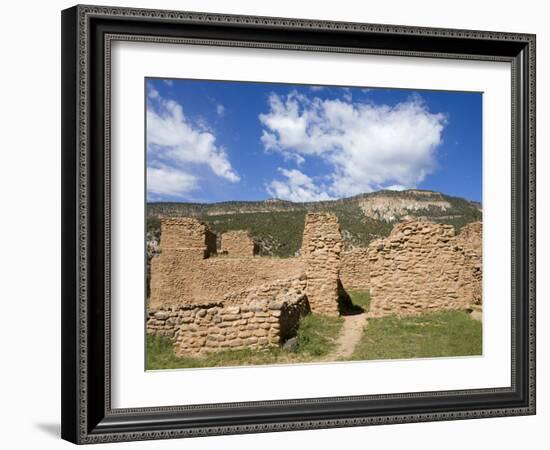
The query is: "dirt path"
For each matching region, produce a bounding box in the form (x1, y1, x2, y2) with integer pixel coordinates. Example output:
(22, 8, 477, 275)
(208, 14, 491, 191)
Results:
(328, 312, 369, 360)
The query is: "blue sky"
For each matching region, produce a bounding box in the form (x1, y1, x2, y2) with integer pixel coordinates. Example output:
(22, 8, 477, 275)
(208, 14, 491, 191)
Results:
(146, 78, 482, 203)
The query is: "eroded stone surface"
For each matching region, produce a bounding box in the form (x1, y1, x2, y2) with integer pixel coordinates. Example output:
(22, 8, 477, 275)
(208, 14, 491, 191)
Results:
(147, 214, 482, 356)
(340, 248, 371, 291)
(368, 220, 482, 317)
(301, 213, 343, 317)
(147, 277, 310, 356)
(220, 230, 256, 257)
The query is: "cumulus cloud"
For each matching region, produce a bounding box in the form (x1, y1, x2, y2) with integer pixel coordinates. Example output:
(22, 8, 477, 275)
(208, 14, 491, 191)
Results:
(267, 168, 333, 202)
(259, 91, 446, 199)
(147, 165, 197, 197)
(146, 85, 239, 199)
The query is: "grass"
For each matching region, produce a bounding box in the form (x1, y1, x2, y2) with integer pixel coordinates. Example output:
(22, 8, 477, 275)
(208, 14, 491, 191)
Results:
(147, 289, 482, 369)
(146, 313, 343, 370)
(348, 290, 371, 311)
(338, 288, 371, 315)
(351, 310, 482, 361)
(295, 314, 343, 357)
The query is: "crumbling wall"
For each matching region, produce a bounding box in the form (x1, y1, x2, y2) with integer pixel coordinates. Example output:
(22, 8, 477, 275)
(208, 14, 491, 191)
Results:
(340, 248, 371, 291)
(221, 230, 256, 257)
(160, 218, 214, 258)
(301, 213, 343, 316)
(149, 217, 305, 308)
(368, 220, 482, 317)
(147, 278, 310, 356)
(149, 256, 305, 308)
(454, 222, 483, 305)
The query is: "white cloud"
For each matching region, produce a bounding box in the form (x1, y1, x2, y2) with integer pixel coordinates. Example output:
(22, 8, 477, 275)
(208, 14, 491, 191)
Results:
(147, 165, 198, 197)
(259, 91, 446, 198)
(147, 87, 239, 199)
(163, 79, 173, 86)
(267, 168, 333, 202)
(384, 184, 407, 191)
(309, 86, 325, 91)
(216, 104, 225, 117)
(148, 85, 160, 99)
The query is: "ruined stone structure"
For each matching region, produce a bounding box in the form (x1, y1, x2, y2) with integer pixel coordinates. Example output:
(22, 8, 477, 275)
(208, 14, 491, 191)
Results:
(147, 278, 309, 356)
(220, 230, 256, 256)
(301, 213, 343, 316)
(453, 222, 483, 305)
(160, 218, 217, 258)
(149, 218, 305, 308)
(367, 220, 482, 317)
(340, 248, 371, 291)
(147, 213, 482, 357)
(150, 214, 343, 316)
(148, 214, 342, 355)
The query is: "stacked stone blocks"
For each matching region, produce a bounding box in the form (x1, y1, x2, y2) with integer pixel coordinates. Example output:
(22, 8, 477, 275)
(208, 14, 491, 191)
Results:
(301, 213, 343, 316)
(220, 230, 256, 257)
(147, 277, 310, 356)
(147, 213, 482, 357)
(368, 220, 482, 317)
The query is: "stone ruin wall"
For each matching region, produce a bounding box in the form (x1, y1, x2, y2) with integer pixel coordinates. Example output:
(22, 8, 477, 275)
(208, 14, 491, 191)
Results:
(147, 278, 310, 356)
(368, 220, 482, 317)
(149, 218, 305, 308)
(150, 254, 305, 308)
(159, 218, 217, 258)
(340, 248, 371, 291)
(150, 215, 342, 318)
(301, 213, 343, 316)
(220, 230, 256, 257)
(453, 222, 483, 305)
(147, 214, 342, 355)
(147, 213, 482, 356)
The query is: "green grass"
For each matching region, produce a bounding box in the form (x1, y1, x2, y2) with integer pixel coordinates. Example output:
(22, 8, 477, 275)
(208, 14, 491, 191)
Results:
(146, 314, 343, 370)
(295, 314, 343, 357)
(348, 290, 371, 311)
(351, 310, 482, 361)
(338, 289, 371, 315)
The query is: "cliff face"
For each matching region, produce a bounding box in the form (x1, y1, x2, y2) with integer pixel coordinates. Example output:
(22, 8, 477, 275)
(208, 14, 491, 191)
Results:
(357, 195, 451, 221)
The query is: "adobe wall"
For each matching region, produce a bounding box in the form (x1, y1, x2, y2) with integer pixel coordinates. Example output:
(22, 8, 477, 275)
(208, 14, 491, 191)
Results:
(150, 214, 341, 316)
(160, 218, 216, 258)
(150, 255, 305, 308)
(454, 222, 483, 305)
(368, 220, 482, 317)
(340, 248, 371, 291)
(147, 278, 310, 356)
(149, 217, 306, 308)
(221, 230, 256, 256)
(301, 213, 343, 316)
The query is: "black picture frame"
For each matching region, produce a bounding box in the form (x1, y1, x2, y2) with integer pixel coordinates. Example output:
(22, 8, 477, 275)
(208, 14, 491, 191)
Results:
(61, 4, 536, 444)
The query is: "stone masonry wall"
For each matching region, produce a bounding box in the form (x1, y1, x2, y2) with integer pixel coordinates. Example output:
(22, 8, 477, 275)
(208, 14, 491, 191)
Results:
(301, 213, 343, 316)
(147, 278, 310, 356)
(340, 249, 371, 291)
(149, 255, 305, 308)
(221, 230, 256, 257)
(454, 222, 483, 305)
(160, 218, 215, 258)
(368, 220, 482, 317)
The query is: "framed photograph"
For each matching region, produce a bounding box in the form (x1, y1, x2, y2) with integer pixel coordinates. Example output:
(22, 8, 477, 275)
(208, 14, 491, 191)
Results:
(61, 4, 536, 444)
